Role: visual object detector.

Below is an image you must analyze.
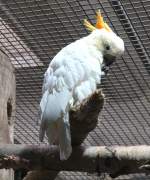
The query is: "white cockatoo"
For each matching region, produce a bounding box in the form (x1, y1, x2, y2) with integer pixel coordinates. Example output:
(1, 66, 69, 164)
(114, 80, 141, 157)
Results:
(39, 10, 124, 160)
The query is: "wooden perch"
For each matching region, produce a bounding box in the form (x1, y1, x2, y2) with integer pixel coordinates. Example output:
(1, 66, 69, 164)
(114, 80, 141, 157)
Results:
(23, 170, 58, 180)
(0, 144, 150, 178)
(70, 89, 105, 145)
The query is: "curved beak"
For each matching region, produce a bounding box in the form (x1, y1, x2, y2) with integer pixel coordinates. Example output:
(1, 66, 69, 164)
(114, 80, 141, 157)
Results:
(102, 54, 116, 74)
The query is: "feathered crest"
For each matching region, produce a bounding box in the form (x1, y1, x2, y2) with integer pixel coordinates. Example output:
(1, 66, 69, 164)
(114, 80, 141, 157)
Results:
(84, 10, 112, 32)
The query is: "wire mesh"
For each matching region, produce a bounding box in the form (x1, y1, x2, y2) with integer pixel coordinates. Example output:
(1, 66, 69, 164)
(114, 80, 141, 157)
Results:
(0, 0, 150, 179)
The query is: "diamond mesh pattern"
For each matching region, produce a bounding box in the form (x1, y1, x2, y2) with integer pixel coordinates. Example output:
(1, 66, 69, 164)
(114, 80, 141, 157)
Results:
(0, 0, 150, 179)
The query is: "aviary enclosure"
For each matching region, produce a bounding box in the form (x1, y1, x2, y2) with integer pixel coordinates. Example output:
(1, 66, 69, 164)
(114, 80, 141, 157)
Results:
(0, 0, 150, 180)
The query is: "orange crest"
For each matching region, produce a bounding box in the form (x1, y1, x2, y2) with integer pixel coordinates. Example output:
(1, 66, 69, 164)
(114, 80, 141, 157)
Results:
(84, 10, 112, 32)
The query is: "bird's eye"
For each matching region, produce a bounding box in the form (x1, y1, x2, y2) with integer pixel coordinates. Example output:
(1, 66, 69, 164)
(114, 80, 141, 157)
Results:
(105, 45, 110, 51)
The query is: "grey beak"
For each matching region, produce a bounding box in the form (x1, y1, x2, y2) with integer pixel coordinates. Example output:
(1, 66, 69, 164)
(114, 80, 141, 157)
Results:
(103, 54, 116, 66)
(102, 55, 116, 74)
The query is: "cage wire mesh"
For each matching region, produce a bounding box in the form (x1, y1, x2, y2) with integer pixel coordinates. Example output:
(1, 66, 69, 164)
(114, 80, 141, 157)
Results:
(0, 0, 150, 179)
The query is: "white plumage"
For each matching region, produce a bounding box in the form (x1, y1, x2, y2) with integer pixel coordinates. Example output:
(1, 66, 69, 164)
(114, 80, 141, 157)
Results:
(39, 17, 124, 160)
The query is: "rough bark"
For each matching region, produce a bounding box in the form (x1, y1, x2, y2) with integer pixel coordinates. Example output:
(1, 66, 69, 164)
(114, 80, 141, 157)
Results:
(23, 171, 58, 180)
(0, 144, 150, 178)
(0, 51, 15, 180)
(70, 89, 105, 145)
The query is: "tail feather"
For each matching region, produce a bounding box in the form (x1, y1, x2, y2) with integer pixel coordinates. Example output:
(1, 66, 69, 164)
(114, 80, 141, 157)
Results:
(39, 118, 46, 142)
(46, 123, 58, 145)
(39, 90, 49, 142)
(39, 88, 72, 160)
(58, 112, 72, 160)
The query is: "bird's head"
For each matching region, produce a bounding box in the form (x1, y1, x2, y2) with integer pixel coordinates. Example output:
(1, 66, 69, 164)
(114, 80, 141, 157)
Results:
(84, 10, 124, 74)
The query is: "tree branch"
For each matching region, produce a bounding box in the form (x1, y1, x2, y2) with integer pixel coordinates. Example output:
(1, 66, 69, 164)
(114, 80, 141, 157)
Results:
(23, 170, 58, 180)
(1, 144, 150, 178)
(70, 89, 105, 145)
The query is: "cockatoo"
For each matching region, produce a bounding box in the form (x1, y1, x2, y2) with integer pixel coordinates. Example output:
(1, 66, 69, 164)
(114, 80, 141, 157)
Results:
(39, 10, 124, 160)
